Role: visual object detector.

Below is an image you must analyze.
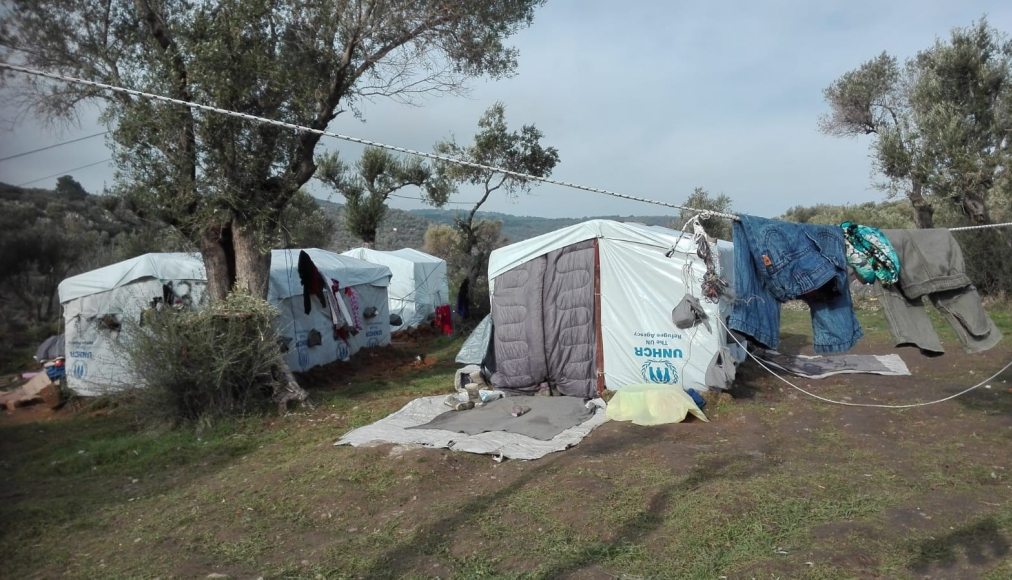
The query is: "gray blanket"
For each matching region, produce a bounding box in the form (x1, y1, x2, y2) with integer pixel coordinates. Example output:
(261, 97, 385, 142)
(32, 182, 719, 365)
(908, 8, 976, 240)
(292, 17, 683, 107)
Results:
(408, 396, 595, 441)
(754, 349, 910, 379)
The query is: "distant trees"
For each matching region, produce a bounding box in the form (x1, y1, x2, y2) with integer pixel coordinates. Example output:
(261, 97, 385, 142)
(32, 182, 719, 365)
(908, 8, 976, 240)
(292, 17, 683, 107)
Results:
(279, 191, 335, 249)
(821, 18, 1012, 230)
(55, 176, 88, 200)
(780, 200, 915, 229)
(432, 103, 559, 317)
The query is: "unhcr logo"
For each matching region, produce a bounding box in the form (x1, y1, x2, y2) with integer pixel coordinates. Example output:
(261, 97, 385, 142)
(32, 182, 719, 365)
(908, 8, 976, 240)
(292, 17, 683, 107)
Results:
(633, 347, 684, 359)
(71, 360, 88, 379)
(640, 360, 679, 384)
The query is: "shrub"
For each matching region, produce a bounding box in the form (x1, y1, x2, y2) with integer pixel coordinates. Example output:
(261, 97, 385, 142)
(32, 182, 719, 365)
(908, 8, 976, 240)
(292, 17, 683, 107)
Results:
(122, 289, 284, 423)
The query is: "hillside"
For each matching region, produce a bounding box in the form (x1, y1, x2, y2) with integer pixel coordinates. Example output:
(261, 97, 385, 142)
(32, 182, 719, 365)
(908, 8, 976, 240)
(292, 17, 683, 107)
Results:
(316, 199, 434, 252)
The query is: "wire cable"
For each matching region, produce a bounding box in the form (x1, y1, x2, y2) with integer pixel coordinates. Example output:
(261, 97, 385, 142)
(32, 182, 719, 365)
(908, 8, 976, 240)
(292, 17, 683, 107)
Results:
(0, 62, 740, 221)
(6, 63, 1012, 234)
(0, 131, 107, 162)
(16, 157, 112, 187)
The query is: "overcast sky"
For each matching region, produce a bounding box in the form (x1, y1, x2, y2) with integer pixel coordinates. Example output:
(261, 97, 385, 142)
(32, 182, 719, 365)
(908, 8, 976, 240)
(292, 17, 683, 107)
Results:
(2, 1, 1010, 219)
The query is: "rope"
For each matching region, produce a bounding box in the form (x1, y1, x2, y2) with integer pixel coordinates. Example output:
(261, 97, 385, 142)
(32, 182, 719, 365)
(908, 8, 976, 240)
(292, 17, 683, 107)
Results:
(7, 63, 1012, 233)
(717, 317, 1011, 409)
(949, 221, 1012, 232)
(0, 62, 740, 221)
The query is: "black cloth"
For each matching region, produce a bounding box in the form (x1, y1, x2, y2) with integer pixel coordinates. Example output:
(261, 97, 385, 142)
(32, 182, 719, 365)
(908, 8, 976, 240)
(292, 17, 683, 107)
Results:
(456, 278, 471, 319)
(297, 250, 327, 315)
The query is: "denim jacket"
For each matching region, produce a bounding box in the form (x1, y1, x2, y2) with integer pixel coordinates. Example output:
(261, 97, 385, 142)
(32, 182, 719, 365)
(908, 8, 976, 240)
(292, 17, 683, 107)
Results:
(729, 214, 862, 354)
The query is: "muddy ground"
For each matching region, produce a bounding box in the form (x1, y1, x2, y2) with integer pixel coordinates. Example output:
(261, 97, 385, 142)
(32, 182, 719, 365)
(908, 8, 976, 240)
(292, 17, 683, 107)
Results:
(1, 309, 1009, 578)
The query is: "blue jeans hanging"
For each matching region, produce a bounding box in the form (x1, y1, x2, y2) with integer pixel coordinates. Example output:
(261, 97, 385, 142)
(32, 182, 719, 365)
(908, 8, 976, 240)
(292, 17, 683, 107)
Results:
(729, 214, 862, 354)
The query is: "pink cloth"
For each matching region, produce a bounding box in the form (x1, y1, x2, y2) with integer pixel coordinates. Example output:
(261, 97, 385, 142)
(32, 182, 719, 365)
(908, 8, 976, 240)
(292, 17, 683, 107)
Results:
(344, 287, 362, 331)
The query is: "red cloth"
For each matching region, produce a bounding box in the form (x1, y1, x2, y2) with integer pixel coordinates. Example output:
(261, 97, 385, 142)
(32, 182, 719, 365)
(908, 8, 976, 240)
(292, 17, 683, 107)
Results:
(435, 304, 453, 336)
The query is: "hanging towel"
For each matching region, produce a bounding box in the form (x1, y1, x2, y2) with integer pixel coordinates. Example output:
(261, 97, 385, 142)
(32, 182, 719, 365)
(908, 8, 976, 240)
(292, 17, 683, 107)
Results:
(328, 279, 354, 330)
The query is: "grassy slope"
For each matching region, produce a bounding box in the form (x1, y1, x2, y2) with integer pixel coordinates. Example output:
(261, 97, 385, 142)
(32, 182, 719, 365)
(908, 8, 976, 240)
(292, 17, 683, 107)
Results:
(1, 310, 1010, 579)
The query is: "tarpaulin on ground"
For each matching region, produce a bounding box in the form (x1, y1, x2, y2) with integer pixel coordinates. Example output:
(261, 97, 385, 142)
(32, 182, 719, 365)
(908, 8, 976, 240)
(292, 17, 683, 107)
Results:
(335, 395, 607, 460)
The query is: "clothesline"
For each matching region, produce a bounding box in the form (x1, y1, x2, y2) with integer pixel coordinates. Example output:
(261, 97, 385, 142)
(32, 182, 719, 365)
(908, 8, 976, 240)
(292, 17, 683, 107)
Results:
(948, 221, 1012, 232)
(4, 62, 1012, 235)
(0, 62, 738, 221)
(716, 317, 1011, 409)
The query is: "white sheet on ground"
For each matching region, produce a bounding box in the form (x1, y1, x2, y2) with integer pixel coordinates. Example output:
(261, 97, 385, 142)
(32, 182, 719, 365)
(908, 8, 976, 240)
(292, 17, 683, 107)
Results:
(335, 395, 608, 460)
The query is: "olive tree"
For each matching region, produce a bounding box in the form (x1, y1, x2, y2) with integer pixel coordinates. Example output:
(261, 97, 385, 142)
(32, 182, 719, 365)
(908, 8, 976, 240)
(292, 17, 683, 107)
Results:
(316, 147, 450, 247)
(821, 18, 1012, 229)
(433, 103, 559, 317)
(1, 0, 547, 300)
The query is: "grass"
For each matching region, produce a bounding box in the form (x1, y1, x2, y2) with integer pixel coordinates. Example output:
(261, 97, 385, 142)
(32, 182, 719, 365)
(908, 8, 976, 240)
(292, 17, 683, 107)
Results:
(1, 308, 1011, 578)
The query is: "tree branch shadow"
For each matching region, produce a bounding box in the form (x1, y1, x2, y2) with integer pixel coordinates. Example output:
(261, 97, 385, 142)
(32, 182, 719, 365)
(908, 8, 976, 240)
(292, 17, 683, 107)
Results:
(907, 517, 1010, 573)
(360, 451, 772, 578)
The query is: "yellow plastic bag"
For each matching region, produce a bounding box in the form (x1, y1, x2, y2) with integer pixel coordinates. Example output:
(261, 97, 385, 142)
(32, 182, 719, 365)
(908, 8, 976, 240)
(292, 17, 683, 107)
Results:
(606, 383, 708, 426)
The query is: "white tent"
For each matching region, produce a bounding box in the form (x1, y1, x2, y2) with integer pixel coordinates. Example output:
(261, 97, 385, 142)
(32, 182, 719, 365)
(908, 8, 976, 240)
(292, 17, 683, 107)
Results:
(341, 247, 449, 330)
(485, 220, 736, 397)
(59, 253, 208, 396)
(270, 249, 393, 372)
(59, 249, 393, 396)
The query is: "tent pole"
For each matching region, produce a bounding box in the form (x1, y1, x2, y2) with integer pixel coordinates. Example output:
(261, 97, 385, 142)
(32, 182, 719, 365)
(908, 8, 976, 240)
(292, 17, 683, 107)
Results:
(593, 239, 606, 396)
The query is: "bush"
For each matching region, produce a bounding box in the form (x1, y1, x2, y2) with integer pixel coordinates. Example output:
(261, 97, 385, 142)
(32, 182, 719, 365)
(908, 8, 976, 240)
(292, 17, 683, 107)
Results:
(122, 290, 284, 423)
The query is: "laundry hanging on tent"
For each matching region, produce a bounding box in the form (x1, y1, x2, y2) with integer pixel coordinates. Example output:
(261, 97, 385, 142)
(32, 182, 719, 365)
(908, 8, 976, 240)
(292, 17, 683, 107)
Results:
(329, 277, 354, 327)
(344, 286, 363, 331)
(297, 250, 328, 314)
(873, 228, 1002, 356)
(324, 277, 357, 340)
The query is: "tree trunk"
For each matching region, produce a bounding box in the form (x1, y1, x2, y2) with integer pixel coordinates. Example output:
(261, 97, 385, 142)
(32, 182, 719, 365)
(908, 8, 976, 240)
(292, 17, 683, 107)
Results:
(361, 228, 376, 249)
(44, 274, 58, 321)
(960, 191, 991, 225)
(200, 218, 281, 302)
(232, 223, 271, 298)
(908, 180, 934, 229)
(200, 224, 234, 302)
(464, 256, 484, 320)
(200, 218, 309, 411)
